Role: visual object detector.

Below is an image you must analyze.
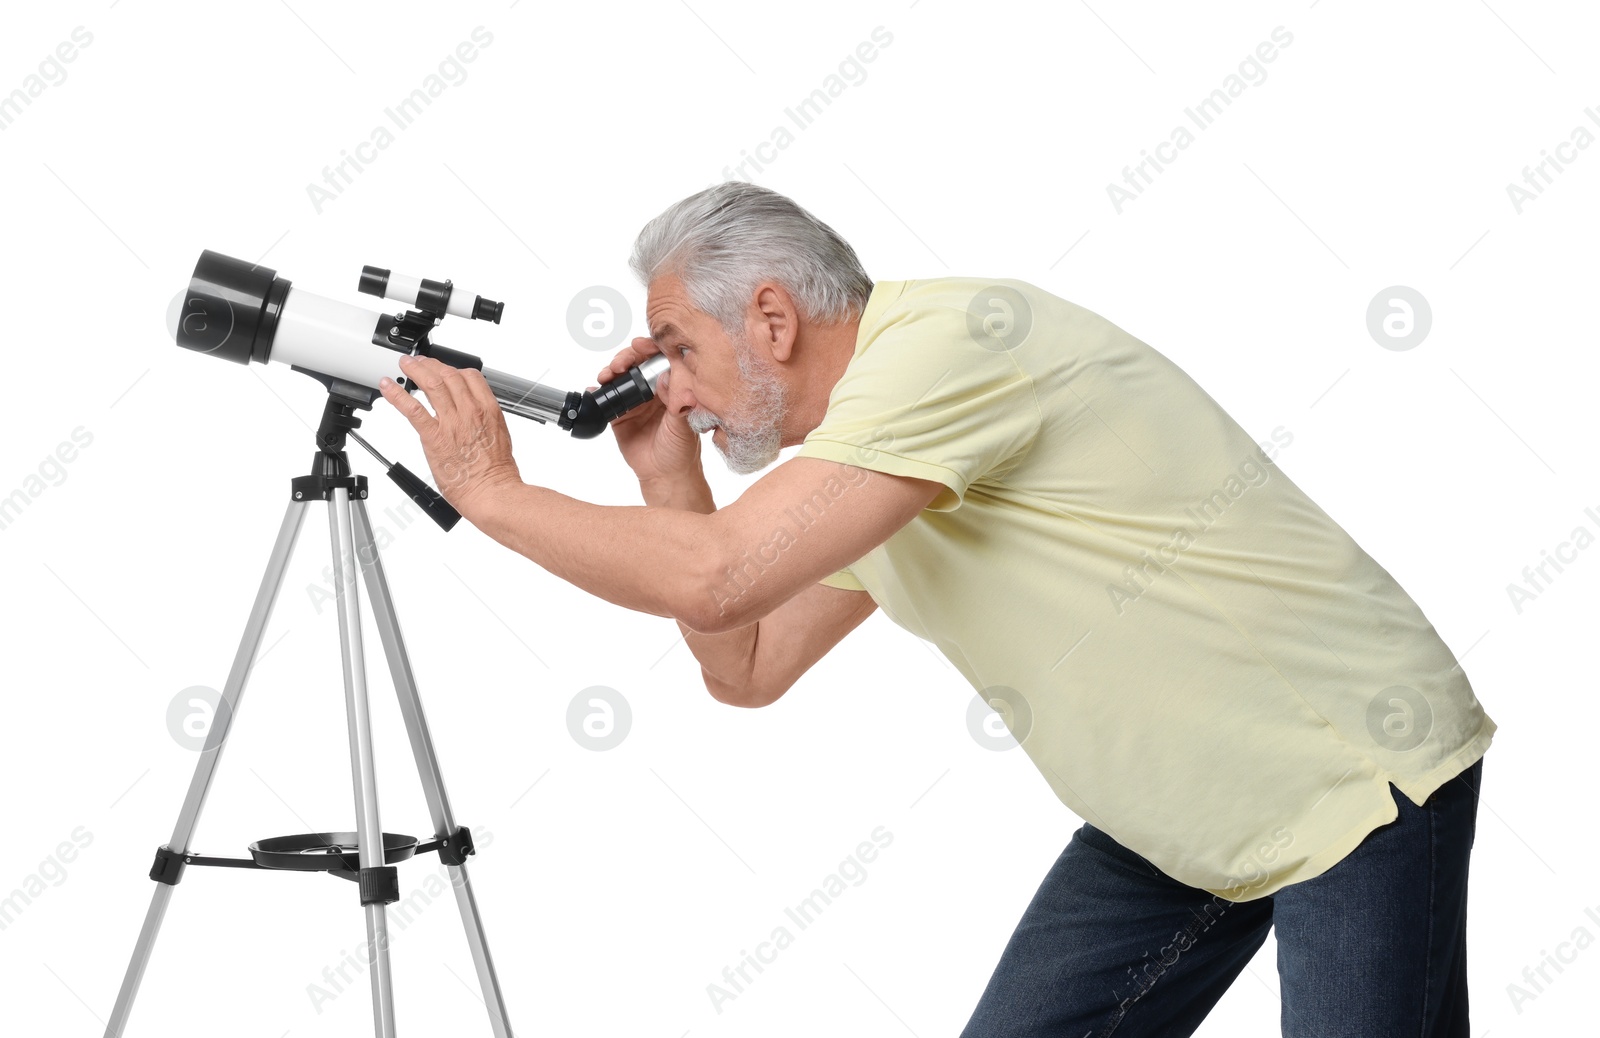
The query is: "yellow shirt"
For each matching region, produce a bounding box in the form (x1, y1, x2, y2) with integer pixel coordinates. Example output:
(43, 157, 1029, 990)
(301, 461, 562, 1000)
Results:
(795, 278, 1495, 901)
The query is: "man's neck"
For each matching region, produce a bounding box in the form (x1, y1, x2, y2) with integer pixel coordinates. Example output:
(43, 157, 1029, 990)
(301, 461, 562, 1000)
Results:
(783, 314, 863, 447)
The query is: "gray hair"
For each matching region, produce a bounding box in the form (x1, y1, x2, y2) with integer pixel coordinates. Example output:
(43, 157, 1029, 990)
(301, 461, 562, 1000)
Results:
(628, 182, 873, 333)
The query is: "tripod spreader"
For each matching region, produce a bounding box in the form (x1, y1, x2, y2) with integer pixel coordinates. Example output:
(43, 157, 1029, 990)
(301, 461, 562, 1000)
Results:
(145, 825, 478, 899)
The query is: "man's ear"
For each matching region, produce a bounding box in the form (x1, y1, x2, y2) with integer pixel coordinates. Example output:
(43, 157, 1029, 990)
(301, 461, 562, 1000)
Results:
(750, 282, 799, 363)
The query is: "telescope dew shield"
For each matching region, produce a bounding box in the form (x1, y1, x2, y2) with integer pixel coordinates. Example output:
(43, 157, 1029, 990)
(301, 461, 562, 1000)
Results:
(173, 250, 290, 365)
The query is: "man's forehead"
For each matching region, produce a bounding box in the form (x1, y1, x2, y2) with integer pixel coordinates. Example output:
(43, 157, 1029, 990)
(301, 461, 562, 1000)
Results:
(645, 298, 684, 341)
(645, 275, 695, 339)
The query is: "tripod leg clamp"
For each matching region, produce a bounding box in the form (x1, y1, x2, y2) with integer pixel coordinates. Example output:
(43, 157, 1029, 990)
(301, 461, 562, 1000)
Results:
(439, 826, 476, 866)
(358, 866, 401, 906)
(149, 845, 187, 886)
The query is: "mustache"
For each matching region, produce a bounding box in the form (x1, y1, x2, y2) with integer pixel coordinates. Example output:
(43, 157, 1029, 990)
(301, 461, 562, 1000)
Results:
(686, 410, 721, 434)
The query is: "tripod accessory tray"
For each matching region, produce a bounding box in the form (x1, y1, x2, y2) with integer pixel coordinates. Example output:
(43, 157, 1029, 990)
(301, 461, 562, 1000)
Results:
(249, 831, 418, 872)
(251, 832, 415, 905)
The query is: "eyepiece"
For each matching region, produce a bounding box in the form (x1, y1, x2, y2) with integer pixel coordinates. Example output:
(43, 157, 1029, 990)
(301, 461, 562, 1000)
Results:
(473, 296, 504, 324)
(560, 354, 670, 439)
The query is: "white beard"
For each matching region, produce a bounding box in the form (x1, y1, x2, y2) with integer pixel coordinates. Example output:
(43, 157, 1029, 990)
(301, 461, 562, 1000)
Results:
(686, 332, 789, 475)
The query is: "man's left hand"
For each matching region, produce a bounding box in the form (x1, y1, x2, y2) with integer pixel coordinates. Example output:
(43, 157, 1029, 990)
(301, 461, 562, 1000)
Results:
(378, 354, 522, 522)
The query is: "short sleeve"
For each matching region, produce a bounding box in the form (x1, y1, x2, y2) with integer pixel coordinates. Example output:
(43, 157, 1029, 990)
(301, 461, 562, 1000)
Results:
(796, 298, 1042, 512)
(818, 567, 866, 591)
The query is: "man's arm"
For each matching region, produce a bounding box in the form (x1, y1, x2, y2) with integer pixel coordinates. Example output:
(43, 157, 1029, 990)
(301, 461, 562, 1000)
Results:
(377, 352, 937, 650)
(638, 470, 883, 707)
(693, 582, 878, 707)
(467, 456, 940, 634)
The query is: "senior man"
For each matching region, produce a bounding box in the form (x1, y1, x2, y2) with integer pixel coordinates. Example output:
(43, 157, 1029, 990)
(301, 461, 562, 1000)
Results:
(378, 182, 1494, 1036)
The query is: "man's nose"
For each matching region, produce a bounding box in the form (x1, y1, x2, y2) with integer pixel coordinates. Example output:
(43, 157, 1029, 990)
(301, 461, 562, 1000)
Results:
(662, 366, 696, 416)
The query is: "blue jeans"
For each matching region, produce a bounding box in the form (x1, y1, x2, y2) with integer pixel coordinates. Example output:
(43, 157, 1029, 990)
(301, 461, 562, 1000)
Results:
(960, 756, 1484, 1037)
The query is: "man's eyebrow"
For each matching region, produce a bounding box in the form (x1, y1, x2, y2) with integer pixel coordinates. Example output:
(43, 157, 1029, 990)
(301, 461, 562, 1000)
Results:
(650, 322, 683, 342)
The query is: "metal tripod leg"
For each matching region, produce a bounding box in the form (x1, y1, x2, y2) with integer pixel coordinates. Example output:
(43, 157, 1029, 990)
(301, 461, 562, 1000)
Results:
(352, 499, 514, 1038)
(104, 502, 310, 1038)
(328, 486, 397, 1038)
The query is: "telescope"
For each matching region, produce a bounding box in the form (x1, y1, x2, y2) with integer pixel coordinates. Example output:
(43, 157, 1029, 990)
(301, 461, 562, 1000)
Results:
(111, 248, 647, 1035)
(165, 249, 668, 439)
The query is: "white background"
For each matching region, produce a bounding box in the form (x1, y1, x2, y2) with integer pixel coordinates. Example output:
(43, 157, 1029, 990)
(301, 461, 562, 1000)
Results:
(1, 0, 1595, 1034)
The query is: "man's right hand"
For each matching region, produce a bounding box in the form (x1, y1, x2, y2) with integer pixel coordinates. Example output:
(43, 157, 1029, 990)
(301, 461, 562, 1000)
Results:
(595, 337, 704, 490)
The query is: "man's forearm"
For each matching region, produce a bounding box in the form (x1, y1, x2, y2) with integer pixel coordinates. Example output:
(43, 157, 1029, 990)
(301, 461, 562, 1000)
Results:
(467, 481, 713, 622)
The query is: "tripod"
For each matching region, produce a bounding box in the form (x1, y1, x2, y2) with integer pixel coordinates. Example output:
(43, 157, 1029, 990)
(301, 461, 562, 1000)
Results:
(104, 384, 514, 1037)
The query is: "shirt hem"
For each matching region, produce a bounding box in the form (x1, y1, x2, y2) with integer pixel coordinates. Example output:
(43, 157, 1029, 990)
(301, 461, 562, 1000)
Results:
(1205, 787, 1401, 902)
(1388, 715, 1496, 807)
(1205, 717, 1497, 902)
